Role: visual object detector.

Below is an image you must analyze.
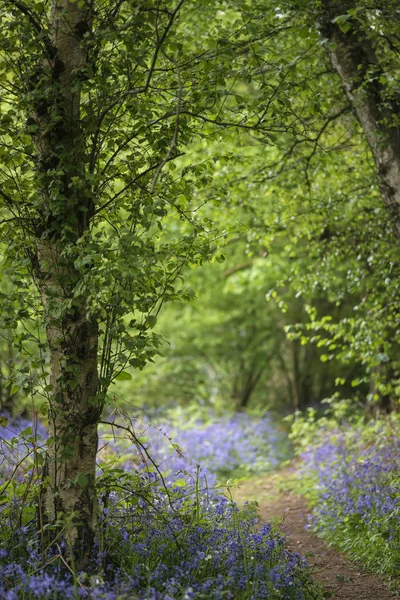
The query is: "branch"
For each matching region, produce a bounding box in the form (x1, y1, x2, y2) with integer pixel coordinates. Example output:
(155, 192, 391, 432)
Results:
(145, 0, 185, 91)
(92, 110, 178, 176)
(111, 0, 127, 18)
(303, 105, 352, 190)
(177, 110, 291, 133)
(0, 216, 18, 225)
(222, 262, 253, 279)
(5, 0, 55, 59)
(91, 0, 186, 162)
(94, 152, 184, 216)
(150, 58, 182, 193)
(0, 186, 15, 207)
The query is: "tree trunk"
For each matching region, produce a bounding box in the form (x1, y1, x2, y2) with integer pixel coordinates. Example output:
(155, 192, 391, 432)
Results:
(28, 1, 100, 567)
(233, 367, 263, 411)
(0, 333, 16, 415)
(5, 335, 16, 413)
(291, 340, 301, 411)
(37, 242, 100, 566)
(318, 0, 400, 237)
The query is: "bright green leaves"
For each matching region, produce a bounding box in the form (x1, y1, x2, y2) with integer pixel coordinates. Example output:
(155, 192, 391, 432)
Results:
(0, 0, 233, 409)
(115, 371, 132, 381)
(332, 14, 353, 34)
(1, 0, 398, 418)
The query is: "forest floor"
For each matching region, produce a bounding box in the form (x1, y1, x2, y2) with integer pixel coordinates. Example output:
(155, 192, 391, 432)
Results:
(236, 471, 398, 600)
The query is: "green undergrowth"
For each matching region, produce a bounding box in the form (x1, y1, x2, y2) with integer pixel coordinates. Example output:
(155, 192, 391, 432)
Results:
(283, 403, 400, 587)
(0, 412, 324, 600)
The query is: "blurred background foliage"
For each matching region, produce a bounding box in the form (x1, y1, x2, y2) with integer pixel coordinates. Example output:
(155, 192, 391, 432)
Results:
(1, 0, 400, 419)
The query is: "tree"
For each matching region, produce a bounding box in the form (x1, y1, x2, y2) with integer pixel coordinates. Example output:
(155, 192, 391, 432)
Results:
(2, 0, 400, 569)
(204, 0, 400, 411)
(0, 0, 224, 566)
(316, 0, 400, 238)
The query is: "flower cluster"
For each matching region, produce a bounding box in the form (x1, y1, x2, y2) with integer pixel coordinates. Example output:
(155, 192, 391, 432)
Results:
(0, 479, 317, 599)
(149, 412, 287, 477)
(299, 423, 400, 575)
(0, 411, 320, 599)
(0, 415, 47, 481)
(98, 411, 288, 492)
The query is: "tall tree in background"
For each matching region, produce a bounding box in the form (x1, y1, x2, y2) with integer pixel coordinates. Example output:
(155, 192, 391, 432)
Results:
(316, 1, 400, 237)
(213, 0, 400, 410)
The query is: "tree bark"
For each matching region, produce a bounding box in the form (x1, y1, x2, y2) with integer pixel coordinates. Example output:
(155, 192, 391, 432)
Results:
(318, 0, 400, 238)
(38, 244, 100, 566)
(28, 1, 100, 567)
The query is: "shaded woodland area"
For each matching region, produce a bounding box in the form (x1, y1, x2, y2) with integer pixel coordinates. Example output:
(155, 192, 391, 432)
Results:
(0, 1, 399, 598)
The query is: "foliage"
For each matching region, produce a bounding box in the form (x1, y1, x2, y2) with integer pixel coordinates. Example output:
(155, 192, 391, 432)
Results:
(1, 0, 400, 592)
(1, 0, 400, 412)
(109, 0, 400, 414)
(185, 0, 400, 412)
(0, 494, 320, 599)
(119, 227, 375, 413)
(0, 0, 247, 556)
(99, 407, 290, 483)
(115, 245, 289, 411)
(0, 0, 237, 420)
(288, 406, 400, 577)
(0, 412, 323, 600)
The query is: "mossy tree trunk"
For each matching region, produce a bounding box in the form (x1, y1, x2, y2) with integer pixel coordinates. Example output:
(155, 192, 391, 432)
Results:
(30, 0, 101, 566)
(38, 245, 100, 566)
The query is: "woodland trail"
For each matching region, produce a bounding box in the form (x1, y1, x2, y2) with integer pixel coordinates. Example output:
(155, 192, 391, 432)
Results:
(236, 472, 398, 600)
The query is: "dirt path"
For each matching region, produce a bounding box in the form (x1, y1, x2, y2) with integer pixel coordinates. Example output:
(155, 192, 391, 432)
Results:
(236, 473, 398, 600)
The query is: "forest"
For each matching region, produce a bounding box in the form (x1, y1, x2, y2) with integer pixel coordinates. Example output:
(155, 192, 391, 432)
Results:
(0, 0, 399, 598)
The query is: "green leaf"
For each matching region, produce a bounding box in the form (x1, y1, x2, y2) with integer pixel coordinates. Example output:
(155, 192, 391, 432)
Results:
(298, 26, 309, 39)
(146, 315, 157, 328)
(39, 403, 48, 416)
(173, 478, 187, 487)
(115, 371, 132, 381)
(338, 22, 351, 33)
(20, 427, 32, 437)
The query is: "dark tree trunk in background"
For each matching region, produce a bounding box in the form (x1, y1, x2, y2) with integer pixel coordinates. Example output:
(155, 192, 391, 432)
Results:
(0, 335, 16, 414)
(291, 340, 301, 411)
(232, 367, 264, 411)
(317, 1, 400, 415)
